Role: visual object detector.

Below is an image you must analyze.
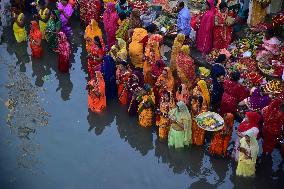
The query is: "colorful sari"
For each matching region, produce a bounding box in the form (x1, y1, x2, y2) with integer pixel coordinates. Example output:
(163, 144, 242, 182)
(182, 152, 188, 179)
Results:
(103, 3, 119, 49)
(13, 13, 27, 43)
(209, 113, 234, 157)
(248, 0, 268, 27)
(236, 133, 259, 177)
(262, 97, 284, 154)
(46, 10, 62, 50)
(84, 19, 102, 53)
(243, 87, 271, 112)
(143, 34, 163, 86)
(87, 37, 105, 79)
(110, 38, 127, 62)
(101, 55, 117, 100)
(137, 88, 155, 128)
(220, 79, 249, 115)
(168, 101, 192, 148)
(151, 60, 166, 83)
(156, 91, 175, 139)
(170, 34, 185, 72)
(191, 80, 210, 146)
(154, 67, 174, 106)
(196, 0, 215, 54)
(176, 84, 190, 106)
(115, 18, 130, 42)
(39, 7, 50, 39)
(55, 32, 71, 73)
(116, 65, 131, 105)
(176, 45, 196, 89)
(57, 2, 74, 37)
(85, 0, 102, 24)
(29, 21, 43, 58)
(87, 71, 106, 112)
(129, 28, 148, 69)
(213, 8, 233, 49)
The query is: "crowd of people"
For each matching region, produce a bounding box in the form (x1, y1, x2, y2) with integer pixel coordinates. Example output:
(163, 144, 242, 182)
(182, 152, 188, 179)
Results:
(9, 0, 284, 178)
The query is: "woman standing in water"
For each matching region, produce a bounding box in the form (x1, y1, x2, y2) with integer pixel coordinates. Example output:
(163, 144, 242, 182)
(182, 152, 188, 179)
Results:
(29, 21, 43, 58)
(13, 11, 27, 43)
(168, 101, 192, 149)
(45, 10, 62, 51)
(116, 63, 131, 105)
(55, 32, 71, 73)
(57, 0, 74, 37)
(236, 132, 259, 177)
(84, 19, 102, 53)
(87, 71, 106, 113)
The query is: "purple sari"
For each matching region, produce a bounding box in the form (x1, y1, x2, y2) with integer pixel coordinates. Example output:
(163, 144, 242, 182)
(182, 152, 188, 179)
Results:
(57, 2, 73, 37)
(247, 88, 271, 111)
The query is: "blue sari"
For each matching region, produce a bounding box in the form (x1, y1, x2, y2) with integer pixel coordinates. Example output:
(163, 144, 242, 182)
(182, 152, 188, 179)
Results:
(101, 55, 117, 100)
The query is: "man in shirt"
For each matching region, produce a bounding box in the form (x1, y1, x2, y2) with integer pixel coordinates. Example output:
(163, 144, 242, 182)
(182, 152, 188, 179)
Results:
(177, 1, 191, 37)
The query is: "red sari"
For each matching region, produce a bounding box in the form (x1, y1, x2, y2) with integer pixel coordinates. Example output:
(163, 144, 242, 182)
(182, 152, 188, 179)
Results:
(213, 9, 233, 49)
(116, 66, 131, 105)
(221, 80, 249, 116)
(87, 37, 105, 79)
(56, 32, 71, 73)
(29, 21, 43, 58)
(262, 98, 284, 154)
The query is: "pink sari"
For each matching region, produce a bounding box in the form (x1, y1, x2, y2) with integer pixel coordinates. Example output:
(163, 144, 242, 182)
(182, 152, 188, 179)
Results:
(196, 0, 215, 54)
(103, 3, 119, 49)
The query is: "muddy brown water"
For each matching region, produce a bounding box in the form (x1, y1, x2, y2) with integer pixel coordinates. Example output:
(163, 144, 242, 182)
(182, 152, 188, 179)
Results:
(0, 13, 284, 189)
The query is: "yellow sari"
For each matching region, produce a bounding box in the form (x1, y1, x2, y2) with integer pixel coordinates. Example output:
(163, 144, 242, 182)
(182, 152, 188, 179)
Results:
(248, 0, 268, 27)
(170, 33, 185, 72)
(84, 19, 103, 52)
(110, 38, 127, 62)
(137, 90, 155, 128)
(39, 8, 49, 39)
(13, 13, 27, 43)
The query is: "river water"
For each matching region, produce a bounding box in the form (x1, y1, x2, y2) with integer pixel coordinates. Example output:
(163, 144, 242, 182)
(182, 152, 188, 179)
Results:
(0, 12, 284, 189)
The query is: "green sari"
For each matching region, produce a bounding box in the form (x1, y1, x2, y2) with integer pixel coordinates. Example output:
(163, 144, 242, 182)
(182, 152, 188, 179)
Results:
(45, 11, 61, 50)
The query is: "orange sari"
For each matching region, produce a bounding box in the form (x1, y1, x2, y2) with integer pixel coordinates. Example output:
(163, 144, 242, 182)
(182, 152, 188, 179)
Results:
(191, 80, 210, 146)
(29, 21, 43, 58)
(116, 66, 131, 105)
(209, 113, 234, 157)
(88, 71, 106, 112)
(156, 92, 175, 139)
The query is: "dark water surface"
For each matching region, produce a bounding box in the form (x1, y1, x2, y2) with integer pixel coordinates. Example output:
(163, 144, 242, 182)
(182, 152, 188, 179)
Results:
(0, 16, 284, 189)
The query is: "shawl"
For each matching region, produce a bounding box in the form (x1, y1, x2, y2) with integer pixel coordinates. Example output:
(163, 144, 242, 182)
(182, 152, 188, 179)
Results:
(197, 80, 210, 106)
(247, 88, 270, 111)
(238, 112, 261, 133)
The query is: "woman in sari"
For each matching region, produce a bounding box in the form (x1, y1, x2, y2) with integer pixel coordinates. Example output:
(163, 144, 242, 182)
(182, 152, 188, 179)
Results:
(127, 71, 144, 116)
(85, 0, 102, 24)
(191, 80, 210, 146)
(239, 87, 271, 112)
(143, 34, 163, 86)
(170, 33, 185, 73)
(84, 19, 102, 53)
(29, 21, 43, 59)
(220, 71, 249, 116)
(176, 45, 196, 89)
(45, 10, 62, 51)
(13, 12, 27, 43)
(101, 54, 117, 100)
(87, 71, 106, 112)
(236, 132, 259, 177)
(87, 36, 105, 79)
(37, 0, 50, 39)
(213, 2, 233, 49)
(116, 12, 130, 42)
(137, 84, 155, 128)
(129, 28, 148, 69)
(262, 97, 284, 156)
(156, 91, 175, 140)
(129, 8, 142, 31)
(154, 67, 174, 106)
(176, 84, 190, 106)
(57, 0, 74, 37)
(234, 112, 260, 161)
(248, 0, 270, 27)
(103, 3, 119, 49)
(116, 63, 131, 105)
(55, 32, 71, 73)
(110, 38, 127, 64)
(209, 113, 234, 157)
(196, 0, 215, 54)
(168, 101, 192, 149)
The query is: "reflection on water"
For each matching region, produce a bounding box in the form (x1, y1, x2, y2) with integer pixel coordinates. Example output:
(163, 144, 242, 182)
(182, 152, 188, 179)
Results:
(0, 14, 284, 189)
